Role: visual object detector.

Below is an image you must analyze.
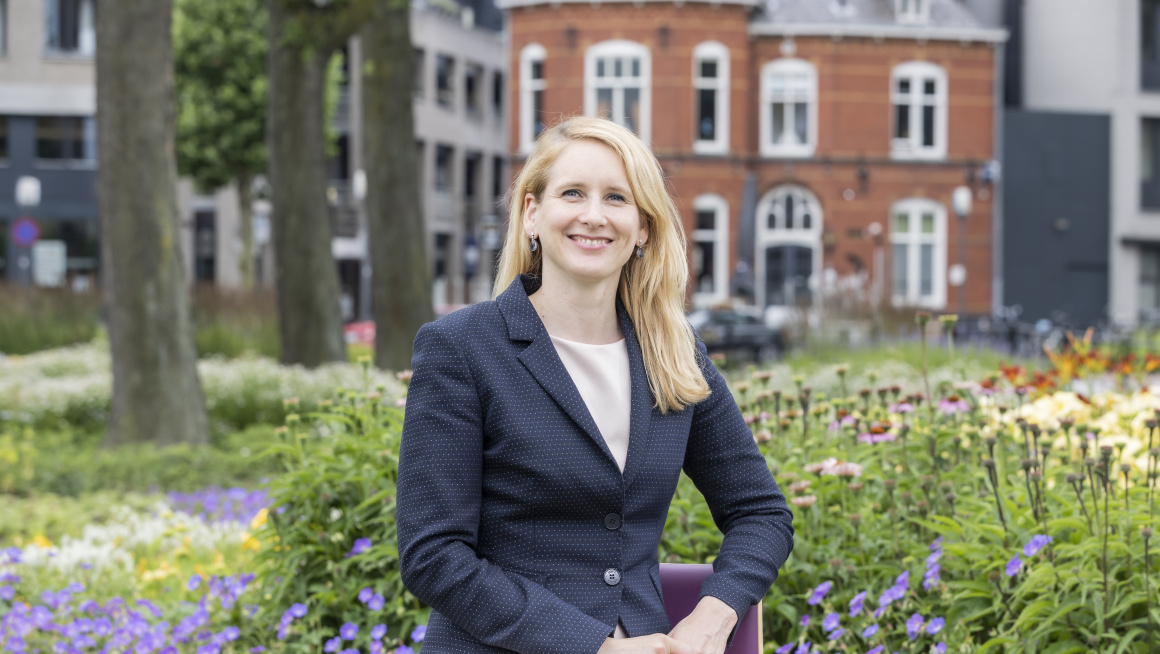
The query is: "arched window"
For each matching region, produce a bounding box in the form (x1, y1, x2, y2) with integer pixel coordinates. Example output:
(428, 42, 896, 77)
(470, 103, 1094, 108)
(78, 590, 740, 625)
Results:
(691, 194, 729, 305)
(890, 61, 947, 160)
(585, 40, 651, 143)
(890, 198, 947, 308)
(519, 43, 547, 154)
(692, 41, 730, 155)
(760, 58, 818, 158)
(755, 185, 822, 308)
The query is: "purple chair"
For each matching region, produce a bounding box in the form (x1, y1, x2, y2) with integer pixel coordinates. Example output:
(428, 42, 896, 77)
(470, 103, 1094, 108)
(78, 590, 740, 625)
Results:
(658, 563, 763, 654)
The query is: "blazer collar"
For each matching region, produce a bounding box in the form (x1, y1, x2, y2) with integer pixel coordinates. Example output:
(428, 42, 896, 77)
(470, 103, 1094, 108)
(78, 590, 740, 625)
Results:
(499, 274, 654, 485)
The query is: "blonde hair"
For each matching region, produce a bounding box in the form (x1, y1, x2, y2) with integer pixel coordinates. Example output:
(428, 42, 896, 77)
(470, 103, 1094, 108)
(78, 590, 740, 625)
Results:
(492, 116, 711, 413)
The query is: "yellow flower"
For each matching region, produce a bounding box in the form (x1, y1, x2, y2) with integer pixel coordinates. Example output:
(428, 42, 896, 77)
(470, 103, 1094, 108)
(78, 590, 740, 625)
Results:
(32, 534, 53, 549)
(250, 507, 269, 530)
(241, 533, 261, 552)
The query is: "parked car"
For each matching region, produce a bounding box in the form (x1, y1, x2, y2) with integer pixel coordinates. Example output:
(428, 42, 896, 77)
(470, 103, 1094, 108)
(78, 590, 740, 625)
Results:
(688, 308, 785, 362)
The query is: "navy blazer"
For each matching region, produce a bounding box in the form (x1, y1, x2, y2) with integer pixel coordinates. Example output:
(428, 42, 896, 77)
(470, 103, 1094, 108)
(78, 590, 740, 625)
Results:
(397, 275, 794, 654)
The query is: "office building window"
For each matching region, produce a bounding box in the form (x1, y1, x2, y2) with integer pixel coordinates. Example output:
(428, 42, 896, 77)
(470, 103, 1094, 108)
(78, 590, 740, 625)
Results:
(585, 40, 651, 142)
(692, 41, 729, 154)
(436, 54, 455, 109)
(1142, 245, 1160, 322)
(890, 199, 946, 308)
(520, 43, 547, 154)
(435, 144, 453, 193)
(891, 61, 947, 160)
(692, 194, 729, 303)
(493, 71, 504, 118)
(464, 152, 481, 200)
(760, 59, 817, 158)
(36, 116, 96, 162)
(0, 0, 7, 56)
(46, 0, 95, 56)
(465, 63, 483, 117)
(1143, 118, 1160, 208)
(416, 140, 425, 194)
(492, 155, 505, 202)
(1144, 1, 1160, 89)
(0, 116, 7, 160)
(413, 48, 425, 99)
(193, 210, 215, 284)
(40, 218, 99, 278)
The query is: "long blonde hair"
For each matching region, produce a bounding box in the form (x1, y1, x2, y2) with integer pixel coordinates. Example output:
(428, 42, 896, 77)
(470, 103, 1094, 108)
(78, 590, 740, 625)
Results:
(492, 117, 711, 413)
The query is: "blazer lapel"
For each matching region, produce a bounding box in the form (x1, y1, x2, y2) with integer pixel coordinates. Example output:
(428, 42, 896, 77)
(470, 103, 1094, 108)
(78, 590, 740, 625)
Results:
(499, 275, 619, 468)
(617, 299, 653, 489)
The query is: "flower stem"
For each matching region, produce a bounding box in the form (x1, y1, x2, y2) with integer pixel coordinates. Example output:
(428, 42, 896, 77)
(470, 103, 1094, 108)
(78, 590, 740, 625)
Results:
(1072, 478, 1094, 536)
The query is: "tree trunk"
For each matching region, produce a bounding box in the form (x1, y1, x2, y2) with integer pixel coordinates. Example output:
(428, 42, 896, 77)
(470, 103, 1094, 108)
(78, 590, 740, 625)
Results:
(361, 0, 433, 372)
(96, 0, 210, 448)
(237, 172, 255, 291)
(265, 0, 346, 367)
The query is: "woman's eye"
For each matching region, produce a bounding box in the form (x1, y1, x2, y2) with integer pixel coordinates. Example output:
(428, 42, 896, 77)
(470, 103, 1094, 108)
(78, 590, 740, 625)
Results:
(562, 189, 581, 198)
(607, 194, 627, 203)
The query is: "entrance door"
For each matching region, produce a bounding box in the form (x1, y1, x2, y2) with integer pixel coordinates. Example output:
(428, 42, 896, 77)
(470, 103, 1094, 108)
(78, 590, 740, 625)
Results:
(764, 244, 813, 307)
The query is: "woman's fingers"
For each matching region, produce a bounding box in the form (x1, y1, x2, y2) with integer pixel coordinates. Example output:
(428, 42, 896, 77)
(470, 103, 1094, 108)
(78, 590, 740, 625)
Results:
(598, 634, 701, 654)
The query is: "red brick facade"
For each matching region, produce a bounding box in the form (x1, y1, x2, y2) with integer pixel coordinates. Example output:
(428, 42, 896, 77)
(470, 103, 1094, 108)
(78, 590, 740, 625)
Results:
(507, 2, 997, 315)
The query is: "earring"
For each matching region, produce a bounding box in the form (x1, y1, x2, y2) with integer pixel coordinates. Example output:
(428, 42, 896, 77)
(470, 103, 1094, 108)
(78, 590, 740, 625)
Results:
(636, 240, 644, 259)
(529, 233, 538, 252)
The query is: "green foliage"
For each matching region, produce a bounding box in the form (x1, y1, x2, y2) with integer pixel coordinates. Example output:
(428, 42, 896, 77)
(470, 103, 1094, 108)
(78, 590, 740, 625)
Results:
(174, 0, 268, 194)
(252, 374, 426, 653)
(0, 285, 100, 355)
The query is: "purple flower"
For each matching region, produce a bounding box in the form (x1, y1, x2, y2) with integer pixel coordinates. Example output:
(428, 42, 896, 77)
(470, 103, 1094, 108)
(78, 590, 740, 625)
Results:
(848, 590, 867, 616)
(187, 575, 201, 591)
(930, 536, 944, 551)
(800, 614, 810, 628)
(369, 642, 384, 654)
(289, 602, 308, 618)
(1005, 555, 1022, 577)
(397, 647, 415, 654)
(370, 624, 387, 640)
(339, 650, 359, 654)
(906, 613, 924, 640)
(368, 593, 385, 611)
(862, 624, 879, 638)
(822, 613, 840, 632)
(411, 624, 426, 642)
(927, 617, 945, 635)
(250, 648, 267, 653)
(775, 645, 794, 654)
(937, 397, 969, 415)
(346, 537, 373, 558)
(890, 402, 914, 414)
(324, 637, 342, 653)
(827, 628, 845, 640)
(794, 642, 812, 654)
(0, 585, 14, 600)
(923, 564, 941, 591)
(932, 643, 947, 654)
(0, 573, 18, 583)
(1023, 535, 1053, 557)
(222, 626, 241, 641)
(67, 581, 85, 593)
(867, 647, 885, 654)
(340, 622, 359, 640)
(358, 587, 374, 604)
(808, 581, 832, 605)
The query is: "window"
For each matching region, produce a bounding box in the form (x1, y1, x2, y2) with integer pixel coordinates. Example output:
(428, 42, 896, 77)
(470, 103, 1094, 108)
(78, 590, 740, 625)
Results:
(1143, 118, 1160, 208)
(36, 116, 96, 162)
(1, 0, 7, 56)
(492, 155, 505, 202)
(327, 134, 350, 181)
(692, 194, 729, 304)
(692, 42, 729, 155)
(0, 116, 7, 161)
(464, 151, 481, 199)
(465, 63, 483, 117)
(436, 54, 455, 109)
(585, 40, 651, 143)
(194, 210, 216, 284)
(891, 62, 947, 160)
(416, 139, 425, 195)
(760, 59, 817, 158)
(45, 0, 95, 56)
(493, 71, 504, 119)
(890, 199, 946, 308)
(894, 0, 928, 24)
(413, 48, 425, 99)
(1141, 245, 1160, 322)
(435, 144, 454, 193)
(755, 185, 822, 308)
(1144, 1, 1160, 89)
(519, 43, 547, 154)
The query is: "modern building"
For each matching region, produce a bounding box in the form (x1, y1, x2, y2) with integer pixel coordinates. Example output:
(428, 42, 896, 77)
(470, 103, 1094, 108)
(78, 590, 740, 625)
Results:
(502, 0, 1005, 321)
(1003, 0, 1160, 328)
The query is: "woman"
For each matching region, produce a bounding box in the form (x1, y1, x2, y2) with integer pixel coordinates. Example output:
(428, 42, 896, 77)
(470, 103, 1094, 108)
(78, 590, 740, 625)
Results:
(397, 117, 794, 654)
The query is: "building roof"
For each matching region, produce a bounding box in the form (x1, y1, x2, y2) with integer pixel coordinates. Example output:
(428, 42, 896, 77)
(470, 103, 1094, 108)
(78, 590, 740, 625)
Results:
(751, 0, 1007, 42)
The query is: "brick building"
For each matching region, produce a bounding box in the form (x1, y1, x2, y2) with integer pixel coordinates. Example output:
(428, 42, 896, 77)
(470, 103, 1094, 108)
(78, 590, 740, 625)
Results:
(500, 0, 1006, 320)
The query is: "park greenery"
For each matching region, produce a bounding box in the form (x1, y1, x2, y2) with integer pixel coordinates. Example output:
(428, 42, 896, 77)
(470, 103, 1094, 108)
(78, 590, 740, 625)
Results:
(2, 317, 1159, 653)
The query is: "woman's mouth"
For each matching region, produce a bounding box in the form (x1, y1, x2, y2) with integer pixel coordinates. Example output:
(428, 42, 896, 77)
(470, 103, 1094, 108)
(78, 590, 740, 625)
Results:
(569, 236, 612, 248)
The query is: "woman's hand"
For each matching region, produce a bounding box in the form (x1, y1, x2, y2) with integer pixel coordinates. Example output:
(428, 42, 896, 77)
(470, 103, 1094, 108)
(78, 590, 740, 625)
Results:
(665, 595, 738, 654)
(596, 634, 698, 654)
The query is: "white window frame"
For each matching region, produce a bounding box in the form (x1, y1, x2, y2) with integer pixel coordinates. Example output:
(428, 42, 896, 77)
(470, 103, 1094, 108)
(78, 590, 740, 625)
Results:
(519, 43, 547, 155)
(691, 194, 730, 306)
(890, 198, 947, 309)
(45, 0, 95, 57)
(894, 0, 930, 25)
(890, 61, 947, 161)
(584, 40, 652, 145)
(692, 41, 729, 155)
(754, 184, 823, 309)
(760, 58, 818, 158)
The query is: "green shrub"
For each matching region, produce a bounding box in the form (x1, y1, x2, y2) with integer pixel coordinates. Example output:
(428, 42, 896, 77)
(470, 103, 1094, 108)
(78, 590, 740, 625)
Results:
(0, 284, 101, 355)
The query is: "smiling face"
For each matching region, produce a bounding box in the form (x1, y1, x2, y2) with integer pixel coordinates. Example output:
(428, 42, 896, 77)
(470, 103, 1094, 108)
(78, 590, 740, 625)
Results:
(523, 139, 649, 290)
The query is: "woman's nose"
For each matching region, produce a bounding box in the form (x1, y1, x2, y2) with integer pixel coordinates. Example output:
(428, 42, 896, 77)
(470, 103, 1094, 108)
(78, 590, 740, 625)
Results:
(579, 197, 607, 226)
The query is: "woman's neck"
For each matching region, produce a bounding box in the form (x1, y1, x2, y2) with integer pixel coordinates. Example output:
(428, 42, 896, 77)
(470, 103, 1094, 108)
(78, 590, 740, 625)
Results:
(528, 273, 623, 345)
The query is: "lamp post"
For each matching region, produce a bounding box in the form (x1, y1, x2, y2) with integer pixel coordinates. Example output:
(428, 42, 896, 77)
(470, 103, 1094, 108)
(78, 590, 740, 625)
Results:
(951, 185, 972, 315)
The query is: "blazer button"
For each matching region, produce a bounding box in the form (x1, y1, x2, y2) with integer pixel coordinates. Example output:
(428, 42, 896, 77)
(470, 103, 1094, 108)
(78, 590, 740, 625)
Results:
(603, 568, 621, 586)
(604, 513, 622, 530)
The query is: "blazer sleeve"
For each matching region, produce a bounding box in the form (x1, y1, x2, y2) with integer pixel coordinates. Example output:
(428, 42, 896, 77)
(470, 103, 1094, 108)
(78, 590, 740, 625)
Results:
(682, 339, 795, 630)
(396, 321, 614, 654)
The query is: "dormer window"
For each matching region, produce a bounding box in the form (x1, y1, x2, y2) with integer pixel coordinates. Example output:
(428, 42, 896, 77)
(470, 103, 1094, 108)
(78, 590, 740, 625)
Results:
(895, 0, 929, 25)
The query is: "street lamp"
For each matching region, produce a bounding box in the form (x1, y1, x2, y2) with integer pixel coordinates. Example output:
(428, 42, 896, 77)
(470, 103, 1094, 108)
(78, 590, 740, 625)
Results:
(951, 185, 972, 315)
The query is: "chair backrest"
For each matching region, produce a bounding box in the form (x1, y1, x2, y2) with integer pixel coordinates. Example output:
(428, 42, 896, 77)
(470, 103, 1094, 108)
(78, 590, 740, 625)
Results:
(658, 563, 762, 654)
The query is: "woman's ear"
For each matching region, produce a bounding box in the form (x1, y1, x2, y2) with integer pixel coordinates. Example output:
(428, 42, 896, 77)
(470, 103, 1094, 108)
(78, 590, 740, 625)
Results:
(637, 221, 650, 247)
(523, 192, 538, 238)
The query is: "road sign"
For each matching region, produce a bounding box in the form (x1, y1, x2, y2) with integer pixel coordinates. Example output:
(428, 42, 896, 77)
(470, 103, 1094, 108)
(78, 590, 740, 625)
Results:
(11, 217, 40, 248)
